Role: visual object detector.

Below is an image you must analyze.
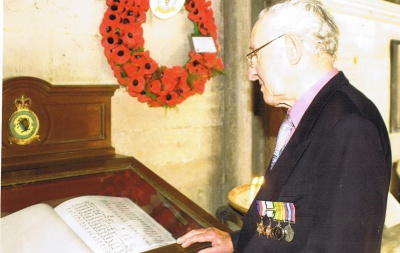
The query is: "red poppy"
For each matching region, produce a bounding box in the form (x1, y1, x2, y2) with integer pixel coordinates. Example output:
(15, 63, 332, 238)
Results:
(108, 1, 126, 14)
(120, 0, 135, 6)
(120, 15, 136, 32)
(141, 57, 159, 75)
(159, 91, 179, 106)
(130, 54, 147, 74)
(126, 7, 146, 23)
(99, 20, 117, 36)
(137, 92, 151, 103)
(123, 28, 144, 49)
(123, 62, 141, 76)
(214, 57, 224, 71)
(188, 8, 203, 23)
(188, 51, 203, 61)
(192, 77, 207, 94)
(134, 0, 149, 11)
(186, 58, 210, 77)
(201, 53, 224, 72)
(161, 68, 180, 93)
(149, 80, 162, 95)
(175, 67, 188, 88)
(131, 50, 150, 62)
(185, 0, 205, 12)
(127, 73, 145, 93)
(101, 33, 120, 50)
(130, 52, 157, 76)
(199, 18, 217, 39)
(177, 87, 195, 101)
(198, 20, 216, 37)
(112, 64, 128, 86)
(177, 79, 191, 93)
(104, 47, 113, 61)
(106, 0, 122, 7)
(103, 9, 121, 26)
(148, 99, 162, 107)
(202, 53, 217, 68)
(128, 89, 151, 103)
(110, 45, 131, 64)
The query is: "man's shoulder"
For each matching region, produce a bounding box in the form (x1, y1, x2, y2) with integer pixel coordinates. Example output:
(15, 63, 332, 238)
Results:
(310, 75, 388, 142)
(322, 79, 382, 124)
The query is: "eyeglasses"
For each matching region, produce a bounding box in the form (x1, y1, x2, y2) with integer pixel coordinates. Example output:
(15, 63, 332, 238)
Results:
(246, 34, 286, 67)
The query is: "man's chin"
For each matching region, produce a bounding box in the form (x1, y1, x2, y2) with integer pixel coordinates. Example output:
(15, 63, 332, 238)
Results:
(263, 95, 292, 108)
(263, 96, 280, 107)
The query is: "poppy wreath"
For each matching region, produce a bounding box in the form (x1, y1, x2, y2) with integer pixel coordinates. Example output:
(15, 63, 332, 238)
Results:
(100, 0, 224, 107)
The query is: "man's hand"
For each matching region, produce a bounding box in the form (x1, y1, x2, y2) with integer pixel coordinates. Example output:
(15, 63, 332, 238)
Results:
(176, 227, 234, 253)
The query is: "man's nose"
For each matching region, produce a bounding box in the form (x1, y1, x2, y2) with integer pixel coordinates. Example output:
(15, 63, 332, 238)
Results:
(248, 65, 259, 81)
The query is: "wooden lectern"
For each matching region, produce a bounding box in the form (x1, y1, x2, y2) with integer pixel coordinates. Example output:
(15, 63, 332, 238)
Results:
(1, 76, 228, 252)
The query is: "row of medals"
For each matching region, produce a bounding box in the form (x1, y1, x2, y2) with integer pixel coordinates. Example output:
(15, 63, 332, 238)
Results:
(256, 217, 294, 242)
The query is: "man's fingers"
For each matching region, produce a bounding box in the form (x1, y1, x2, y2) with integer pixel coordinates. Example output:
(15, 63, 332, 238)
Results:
(176, 229, 207, 244)
(180, 231, 215, 248)
(177, 228, 233, 253)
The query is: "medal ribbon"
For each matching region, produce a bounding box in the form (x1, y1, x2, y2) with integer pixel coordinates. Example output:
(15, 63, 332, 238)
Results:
(259, 201, 295, 223)
(257, 201, 296, 221)
(256, 200, 266, 217)
(283, 202, 295, 223)
(257, 201, 275, 218)
(290, 203, 296, 223)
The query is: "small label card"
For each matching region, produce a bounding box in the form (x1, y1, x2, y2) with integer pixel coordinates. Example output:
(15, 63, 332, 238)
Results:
(192, 36, 217, 53)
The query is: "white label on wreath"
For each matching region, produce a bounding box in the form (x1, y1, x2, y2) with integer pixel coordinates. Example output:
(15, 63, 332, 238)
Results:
(150, 0, 185, 19)
(192, 36, 217, 53)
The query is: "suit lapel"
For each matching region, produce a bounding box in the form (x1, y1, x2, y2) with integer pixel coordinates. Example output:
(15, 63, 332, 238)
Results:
(264, 72, 348, 199)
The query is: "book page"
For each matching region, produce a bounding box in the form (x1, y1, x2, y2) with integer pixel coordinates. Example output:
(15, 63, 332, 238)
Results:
(1, 203, 92, 253)
(54, 196, 176, 253)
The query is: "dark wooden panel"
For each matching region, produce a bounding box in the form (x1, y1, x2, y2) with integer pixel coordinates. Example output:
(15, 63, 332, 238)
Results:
(46, 104, 105, 143)
(2, 77, 118, 171)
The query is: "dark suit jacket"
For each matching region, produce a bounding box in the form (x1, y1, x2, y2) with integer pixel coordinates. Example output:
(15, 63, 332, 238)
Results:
(231, 72, 392, 253)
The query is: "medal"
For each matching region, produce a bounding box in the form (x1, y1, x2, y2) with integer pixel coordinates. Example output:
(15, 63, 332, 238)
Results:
(283, 202, 295, 242)
(264, 218, 272, 238)
(271, 222, 285, 240)
(284, 223, 295, 242)
(256, 201, 267, 237)
(256, 220, 265, 237)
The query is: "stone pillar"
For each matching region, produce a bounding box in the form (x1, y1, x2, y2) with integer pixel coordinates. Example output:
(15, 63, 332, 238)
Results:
(221, 0, 254, 201)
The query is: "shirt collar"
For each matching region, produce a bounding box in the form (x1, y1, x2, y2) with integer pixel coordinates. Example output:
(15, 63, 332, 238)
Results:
(288, 68, 339, 128)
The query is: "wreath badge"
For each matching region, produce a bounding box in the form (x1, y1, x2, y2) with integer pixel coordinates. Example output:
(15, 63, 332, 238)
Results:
(100, 0, 224, 107)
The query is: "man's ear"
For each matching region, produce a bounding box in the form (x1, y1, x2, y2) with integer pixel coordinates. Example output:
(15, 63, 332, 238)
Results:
(285, 34, 302, 65)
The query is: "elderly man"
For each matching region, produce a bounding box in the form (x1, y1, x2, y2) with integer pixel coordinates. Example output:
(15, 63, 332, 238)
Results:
(177, 0, 392, 252)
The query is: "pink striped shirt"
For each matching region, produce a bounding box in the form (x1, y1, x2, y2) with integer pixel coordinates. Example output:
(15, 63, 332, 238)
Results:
(286, 69, 339, 141)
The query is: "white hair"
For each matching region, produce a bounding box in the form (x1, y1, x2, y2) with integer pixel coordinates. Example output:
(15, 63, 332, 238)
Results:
(259, 0, 339, 57)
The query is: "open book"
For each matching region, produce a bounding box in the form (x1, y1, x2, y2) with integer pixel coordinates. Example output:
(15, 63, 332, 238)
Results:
(1, 196, 177, 253)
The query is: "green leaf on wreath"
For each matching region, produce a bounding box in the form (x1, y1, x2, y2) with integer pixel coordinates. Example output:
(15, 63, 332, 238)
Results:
(130, 47, 145, 55)
(145, 90, 158, 99)
(211, 68, 225, 77)
(192, 22, 201, 36)
(120, 67, 128, 78)
(151, 67, 164, 80)
(187, 73, 203, 89)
